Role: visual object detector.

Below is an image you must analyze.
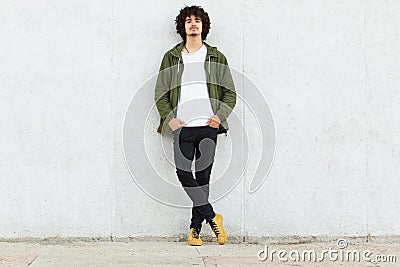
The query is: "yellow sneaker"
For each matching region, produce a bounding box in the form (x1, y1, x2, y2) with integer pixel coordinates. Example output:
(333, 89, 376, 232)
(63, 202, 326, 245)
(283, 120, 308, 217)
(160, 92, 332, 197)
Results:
(187, 228, 202, 246)
(208, 213, 227, 245)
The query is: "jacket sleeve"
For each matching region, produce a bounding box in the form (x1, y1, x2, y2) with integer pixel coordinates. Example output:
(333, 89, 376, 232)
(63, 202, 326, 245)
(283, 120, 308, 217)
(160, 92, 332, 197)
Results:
(216, 54, 236, 122)
(154, 53, 174, 124)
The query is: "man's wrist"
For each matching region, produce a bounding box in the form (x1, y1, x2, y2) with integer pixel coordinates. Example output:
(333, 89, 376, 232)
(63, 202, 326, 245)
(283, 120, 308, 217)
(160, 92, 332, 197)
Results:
(215, 111, 226, 122)
(164, 113, 175, 125)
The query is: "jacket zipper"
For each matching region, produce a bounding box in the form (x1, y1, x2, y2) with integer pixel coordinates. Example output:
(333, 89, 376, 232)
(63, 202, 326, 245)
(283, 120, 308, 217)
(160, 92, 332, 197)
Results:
(206, 55, 226, 136)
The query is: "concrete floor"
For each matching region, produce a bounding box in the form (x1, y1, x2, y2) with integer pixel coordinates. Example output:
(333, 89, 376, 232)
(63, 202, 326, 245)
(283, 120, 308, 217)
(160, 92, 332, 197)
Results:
(0, 238, 399, 266)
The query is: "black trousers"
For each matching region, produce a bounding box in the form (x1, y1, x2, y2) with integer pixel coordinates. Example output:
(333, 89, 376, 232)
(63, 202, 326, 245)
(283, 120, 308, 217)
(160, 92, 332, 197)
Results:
(173, 125, 218, 230)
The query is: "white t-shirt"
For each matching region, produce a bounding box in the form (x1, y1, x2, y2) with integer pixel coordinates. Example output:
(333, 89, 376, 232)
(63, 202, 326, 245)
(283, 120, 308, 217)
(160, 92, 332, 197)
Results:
(176, 43, 214, 127)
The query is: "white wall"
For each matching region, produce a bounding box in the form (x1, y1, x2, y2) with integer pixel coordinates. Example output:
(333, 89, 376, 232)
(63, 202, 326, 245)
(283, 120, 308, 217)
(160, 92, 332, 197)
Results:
(0, 0, 399, 239)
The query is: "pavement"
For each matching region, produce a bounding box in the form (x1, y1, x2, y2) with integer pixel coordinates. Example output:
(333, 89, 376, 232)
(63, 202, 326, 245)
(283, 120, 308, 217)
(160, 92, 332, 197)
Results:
(0, 237, 399, 266)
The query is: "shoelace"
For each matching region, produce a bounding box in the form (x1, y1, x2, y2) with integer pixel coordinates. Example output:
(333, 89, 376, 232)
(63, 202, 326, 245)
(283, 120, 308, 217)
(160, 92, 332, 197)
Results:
(209, 220, 220, 236)
(192, 228, 201, 239)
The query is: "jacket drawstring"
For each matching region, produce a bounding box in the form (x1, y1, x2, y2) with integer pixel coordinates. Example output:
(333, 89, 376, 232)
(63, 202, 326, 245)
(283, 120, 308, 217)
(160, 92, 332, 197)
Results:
(207, 55, 215, 75)
(177, 57, 180, 76)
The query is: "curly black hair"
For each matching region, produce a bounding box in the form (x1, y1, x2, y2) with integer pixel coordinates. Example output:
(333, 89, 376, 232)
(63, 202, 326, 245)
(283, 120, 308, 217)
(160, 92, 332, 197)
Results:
(175, 5, 211, 42)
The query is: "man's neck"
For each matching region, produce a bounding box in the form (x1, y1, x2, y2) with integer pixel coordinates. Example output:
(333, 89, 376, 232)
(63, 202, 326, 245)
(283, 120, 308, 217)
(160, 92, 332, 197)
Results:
(184, 36, 203, 52)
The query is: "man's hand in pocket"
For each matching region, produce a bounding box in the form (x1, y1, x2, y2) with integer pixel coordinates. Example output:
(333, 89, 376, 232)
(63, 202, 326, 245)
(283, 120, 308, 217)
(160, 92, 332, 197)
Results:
(168, 118, 186, 131)
(206, 115, 221, 128)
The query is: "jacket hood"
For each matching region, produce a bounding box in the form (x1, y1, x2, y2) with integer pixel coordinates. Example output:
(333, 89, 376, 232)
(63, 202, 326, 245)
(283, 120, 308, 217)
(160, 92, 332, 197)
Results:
(169, 41, 218, 58)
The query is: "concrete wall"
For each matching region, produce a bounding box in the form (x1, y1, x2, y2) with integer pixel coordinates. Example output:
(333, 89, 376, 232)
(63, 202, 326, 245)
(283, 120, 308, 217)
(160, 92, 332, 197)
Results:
(1, 0, 399, 239)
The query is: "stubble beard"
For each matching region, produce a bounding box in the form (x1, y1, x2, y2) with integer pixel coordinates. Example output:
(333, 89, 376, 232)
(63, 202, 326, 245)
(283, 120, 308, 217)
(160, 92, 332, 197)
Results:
(188, 32, 200, 37)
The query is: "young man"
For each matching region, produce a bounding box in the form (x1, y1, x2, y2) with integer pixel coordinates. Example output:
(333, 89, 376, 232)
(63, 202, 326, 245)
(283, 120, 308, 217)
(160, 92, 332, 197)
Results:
(154, 6, 236, 246)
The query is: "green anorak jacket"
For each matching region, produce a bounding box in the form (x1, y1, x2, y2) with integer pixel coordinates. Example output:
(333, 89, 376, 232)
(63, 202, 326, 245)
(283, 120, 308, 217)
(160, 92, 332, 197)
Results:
(154, 41, 236, 135)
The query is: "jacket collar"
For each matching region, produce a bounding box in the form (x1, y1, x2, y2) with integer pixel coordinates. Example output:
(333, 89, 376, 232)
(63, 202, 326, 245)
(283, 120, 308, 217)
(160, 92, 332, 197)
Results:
(170, 41, 218, 59)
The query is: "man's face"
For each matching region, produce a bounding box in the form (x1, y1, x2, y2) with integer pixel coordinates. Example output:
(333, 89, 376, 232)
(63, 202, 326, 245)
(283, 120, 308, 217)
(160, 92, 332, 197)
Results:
(185, 14, 202, 38)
